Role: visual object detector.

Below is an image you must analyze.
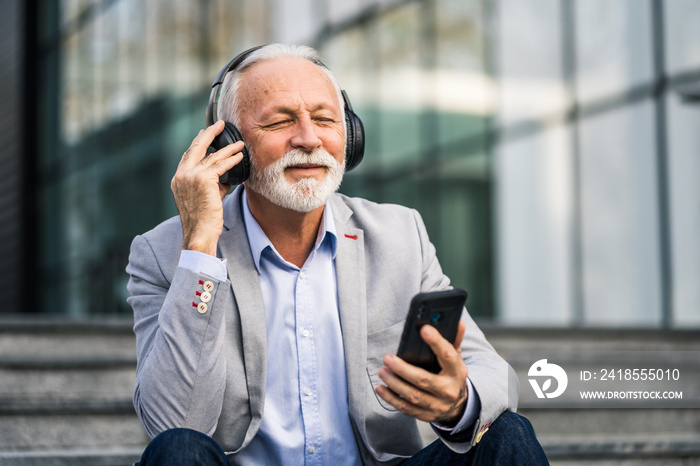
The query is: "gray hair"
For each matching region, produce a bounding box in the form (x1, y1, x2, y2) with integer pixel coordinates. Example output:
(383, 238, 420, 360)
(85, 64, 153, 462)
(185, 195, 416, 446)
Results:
(217, 44, 346, 130)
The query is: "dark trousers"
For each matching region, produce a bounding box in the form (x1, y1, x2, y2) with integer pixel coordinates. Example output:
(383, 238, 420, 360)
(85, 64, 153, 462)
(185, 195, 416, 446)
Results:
(138, 411, 548, 465)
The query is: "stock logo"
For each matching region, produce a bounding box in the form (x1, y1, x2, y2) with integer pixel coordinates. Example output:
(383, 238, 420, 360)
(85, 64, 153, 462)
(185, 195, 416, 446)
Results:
(528, 359, 568, 399)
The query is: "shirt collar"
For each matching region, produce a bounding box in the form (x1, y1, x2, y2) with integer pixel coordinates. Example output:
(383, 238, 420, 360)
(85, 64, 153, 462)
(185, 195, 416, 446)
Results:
(241, 189, 338, 273)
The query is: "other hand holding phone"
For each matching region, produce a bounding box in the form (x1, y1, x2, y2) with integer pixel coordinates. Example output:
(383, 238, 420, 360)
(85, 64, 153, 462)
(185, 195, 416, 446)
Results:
(375, 289, 470, 425)
(397, 289, 467, 373)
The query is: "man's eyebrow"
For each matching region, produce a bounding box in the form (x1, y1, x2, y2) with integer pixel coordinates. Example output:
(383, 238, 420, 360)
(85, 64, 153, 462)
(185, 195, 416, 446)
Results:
(308, 103, 336, 112)
(266, 103, 337, 115)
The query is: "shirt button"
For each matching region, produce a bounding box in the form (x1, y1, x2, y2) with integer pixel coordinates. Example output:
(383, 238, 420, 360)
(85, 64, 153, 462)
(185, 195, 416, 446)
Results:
(309, 446, 317, 454)
(302, 329, 310, 337)
(303, 387, 312, 396)
(203, 280, 215, 292)
(299, 271, 305, 280)
(197, 302, 208, 314)
(200, 291, 212, 303)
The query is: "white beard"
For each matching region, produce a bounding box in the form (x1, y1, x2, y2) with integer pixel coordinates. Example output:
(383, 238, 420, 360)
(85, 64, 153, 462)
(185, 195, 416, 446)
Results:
(246, 148, 345, 213)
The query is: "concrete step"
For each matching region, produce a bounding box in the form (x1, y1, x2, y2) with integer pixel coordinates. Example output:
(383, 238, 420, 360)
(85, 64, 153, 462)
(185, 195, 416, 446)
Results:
(0, 318, 136, 360)
(0, 318, 147, 464)
(543, 433, 700, 465)
(1, 319, 699, 463)
(0, 366, 135, 410)
(0, 319, 137, 415)
(0, 413, 147, 451)
(520, 407, 700, 462)
(483, 327, 700, 353)
(0, 448, 142, 466)
(486, 328, 700, 463)
(551, 459, 700, 466)
(519, 407, 700, 436)
(0, 398, 135, 416)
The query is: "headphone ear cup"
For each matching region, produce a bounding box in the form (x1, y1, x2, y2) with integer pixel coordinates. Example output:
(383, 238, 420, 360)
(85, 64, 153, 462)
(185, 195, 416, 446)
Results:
(208, 122, 250, 185)
(344, 109, 365, 171)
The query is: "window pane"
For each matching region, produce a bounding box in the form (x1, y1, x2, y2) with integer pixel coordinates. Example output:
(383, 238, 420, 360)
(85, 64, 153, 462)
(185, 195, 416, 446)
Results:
(664, 0, 700, 75)
(437, 151, 493, 319)
(666, 94, 700, 327)
(234, 0, 270, 49)
(327, 0, 363, 25)
(112, 0, 146, 122)
(434, 0, 491, 145)
(376, 3, 423, 166)
(575, 0, 654, 103)
(495, 0, 569, 126)
(495, 124, 575, 325)
(271, 0, 320, 44)
(170, 0, 205, 95)
(578, 99, 662, 325)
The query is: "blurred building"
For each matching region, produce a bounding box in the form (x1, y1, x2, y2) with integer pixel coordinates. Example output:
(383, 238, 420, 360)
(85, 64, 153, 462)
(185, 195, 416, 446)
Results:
(1, 0, 699, 327)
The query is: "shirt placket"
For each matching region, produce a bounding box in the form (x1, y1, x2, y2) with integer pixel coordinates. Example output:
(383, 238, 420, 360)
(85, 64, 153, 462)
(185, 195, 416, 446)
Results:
(295, 251, 323, 464)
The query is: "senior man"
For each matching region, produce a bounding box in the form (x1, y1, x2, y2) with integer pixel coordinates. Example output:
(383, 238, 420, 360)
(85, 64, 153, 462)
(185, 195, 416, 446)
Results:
(126, 44, 547, 465)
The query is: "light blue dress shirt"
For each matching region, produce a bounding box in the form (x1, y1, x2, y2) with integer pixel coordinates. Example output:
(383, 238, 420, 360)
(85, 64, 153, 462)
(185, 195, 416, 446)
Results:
(232, 191, 361, 465)
(177, 190, 480, 463)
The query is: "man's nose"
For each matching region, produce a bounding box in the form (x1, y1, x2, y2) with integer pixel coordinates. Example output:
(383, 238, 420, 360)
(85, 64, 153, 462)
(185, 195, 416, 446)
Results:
(290, 117, 322, 152)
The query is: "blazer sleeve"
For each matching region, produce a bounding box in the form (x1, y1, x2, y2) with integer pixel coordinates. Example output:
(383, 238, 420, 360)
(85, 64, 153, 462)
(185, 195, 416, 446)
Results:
(412, 209, 520, 453)
(126, 233, 231, 438)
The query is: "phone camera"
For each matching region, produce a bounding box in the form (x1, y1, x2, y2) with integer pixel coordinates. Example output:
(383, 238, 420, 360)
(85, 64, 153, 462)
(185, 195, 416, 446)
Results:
(430, 312, 442, 323)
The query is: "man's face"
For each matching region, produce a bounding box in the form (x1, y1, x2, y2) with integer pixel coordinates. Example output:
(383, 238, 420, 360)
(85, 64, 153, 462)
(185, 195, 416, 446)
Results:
(237, 57, 346, 212)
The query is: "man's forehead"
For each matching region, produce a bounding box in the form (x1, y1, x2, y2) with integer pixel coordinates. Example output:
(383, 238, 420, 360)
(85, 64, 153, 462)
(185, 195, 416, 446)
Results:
(242, 56, 330, 86)
(238, 57, 339, 109)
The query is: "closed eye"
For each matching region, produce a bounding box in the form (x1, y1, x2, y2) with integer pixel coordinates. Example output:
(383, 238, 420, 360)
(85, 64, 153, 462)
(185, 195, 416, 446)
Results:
(314, 117, 339, 125)
(262, 119, 292, 129)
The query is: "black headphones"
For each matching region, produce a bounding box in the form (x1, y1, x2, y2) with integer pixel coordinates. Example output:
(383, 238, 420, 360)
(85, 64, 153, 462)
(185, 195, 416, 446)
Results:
(206, 45, 365, 185)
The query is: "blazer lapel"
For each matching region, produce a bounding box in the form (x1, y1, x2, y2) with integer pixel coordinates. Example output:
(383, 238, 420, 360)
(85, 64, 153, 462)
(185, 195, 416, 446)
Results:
(218, 187, 267, 441)
(331, 195, 369, 442)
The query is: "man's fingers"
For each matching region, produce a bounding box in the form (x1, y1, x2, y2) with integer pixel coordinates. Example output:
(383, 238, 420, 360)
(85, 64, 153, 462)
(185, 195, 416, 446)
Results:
(453, 321, 466, 351)
(381, 354, 453, 404)
(181, 120, 226, 166)
(213, 152, 245, 180)
(420, 325, 464, 377)
(197, 120, 226, 145)
(375, 364, 458, 423)
(383, 354, 433, 389)
(375, 385, 435, 423)
(378, 366, 431, 408)
(376, 324, 469, 425)
(202, 140, 245, 167)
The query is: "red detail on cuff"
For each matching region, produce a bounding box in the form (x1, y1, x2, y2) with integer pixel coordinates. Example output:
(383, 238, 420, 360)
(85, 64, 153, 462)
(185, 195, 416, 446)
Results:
(344, 234, 358, 240)
(192, 302, 198, 307)
(195, 291, 202, 296)
(198, 280, 204, 285)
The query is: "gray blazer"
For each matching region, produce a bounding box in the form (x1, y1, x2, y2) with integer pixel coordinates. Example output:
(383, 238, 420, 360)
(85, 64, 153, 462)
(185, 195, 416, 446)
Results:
(126, 186, 518, 465)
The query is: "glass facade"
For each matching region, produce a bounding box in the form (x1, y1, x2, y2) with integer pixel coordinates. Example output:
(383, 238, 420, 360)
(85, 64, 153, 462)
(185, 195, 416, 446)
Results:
(577, 100, 662, 325)
(27, 0, 700, 327)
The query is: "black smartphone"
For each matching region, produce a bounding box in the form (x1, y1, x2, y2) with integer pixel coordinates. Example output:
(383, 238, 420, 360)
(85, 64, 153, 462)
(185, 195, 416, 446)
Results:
(396, 288, 468, 373)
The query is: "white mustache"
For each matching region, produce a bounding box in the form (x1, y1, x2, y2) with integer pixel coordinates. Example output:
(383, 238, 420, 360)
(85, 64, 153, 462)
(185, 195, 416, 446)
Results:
(277, 149, 342, 170)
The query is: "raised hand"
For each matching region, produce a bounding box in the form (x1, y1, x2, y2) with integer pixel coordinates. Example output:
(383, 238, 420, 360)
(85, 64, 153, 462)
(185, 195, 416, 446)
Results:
(171, 121, 245, 256)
